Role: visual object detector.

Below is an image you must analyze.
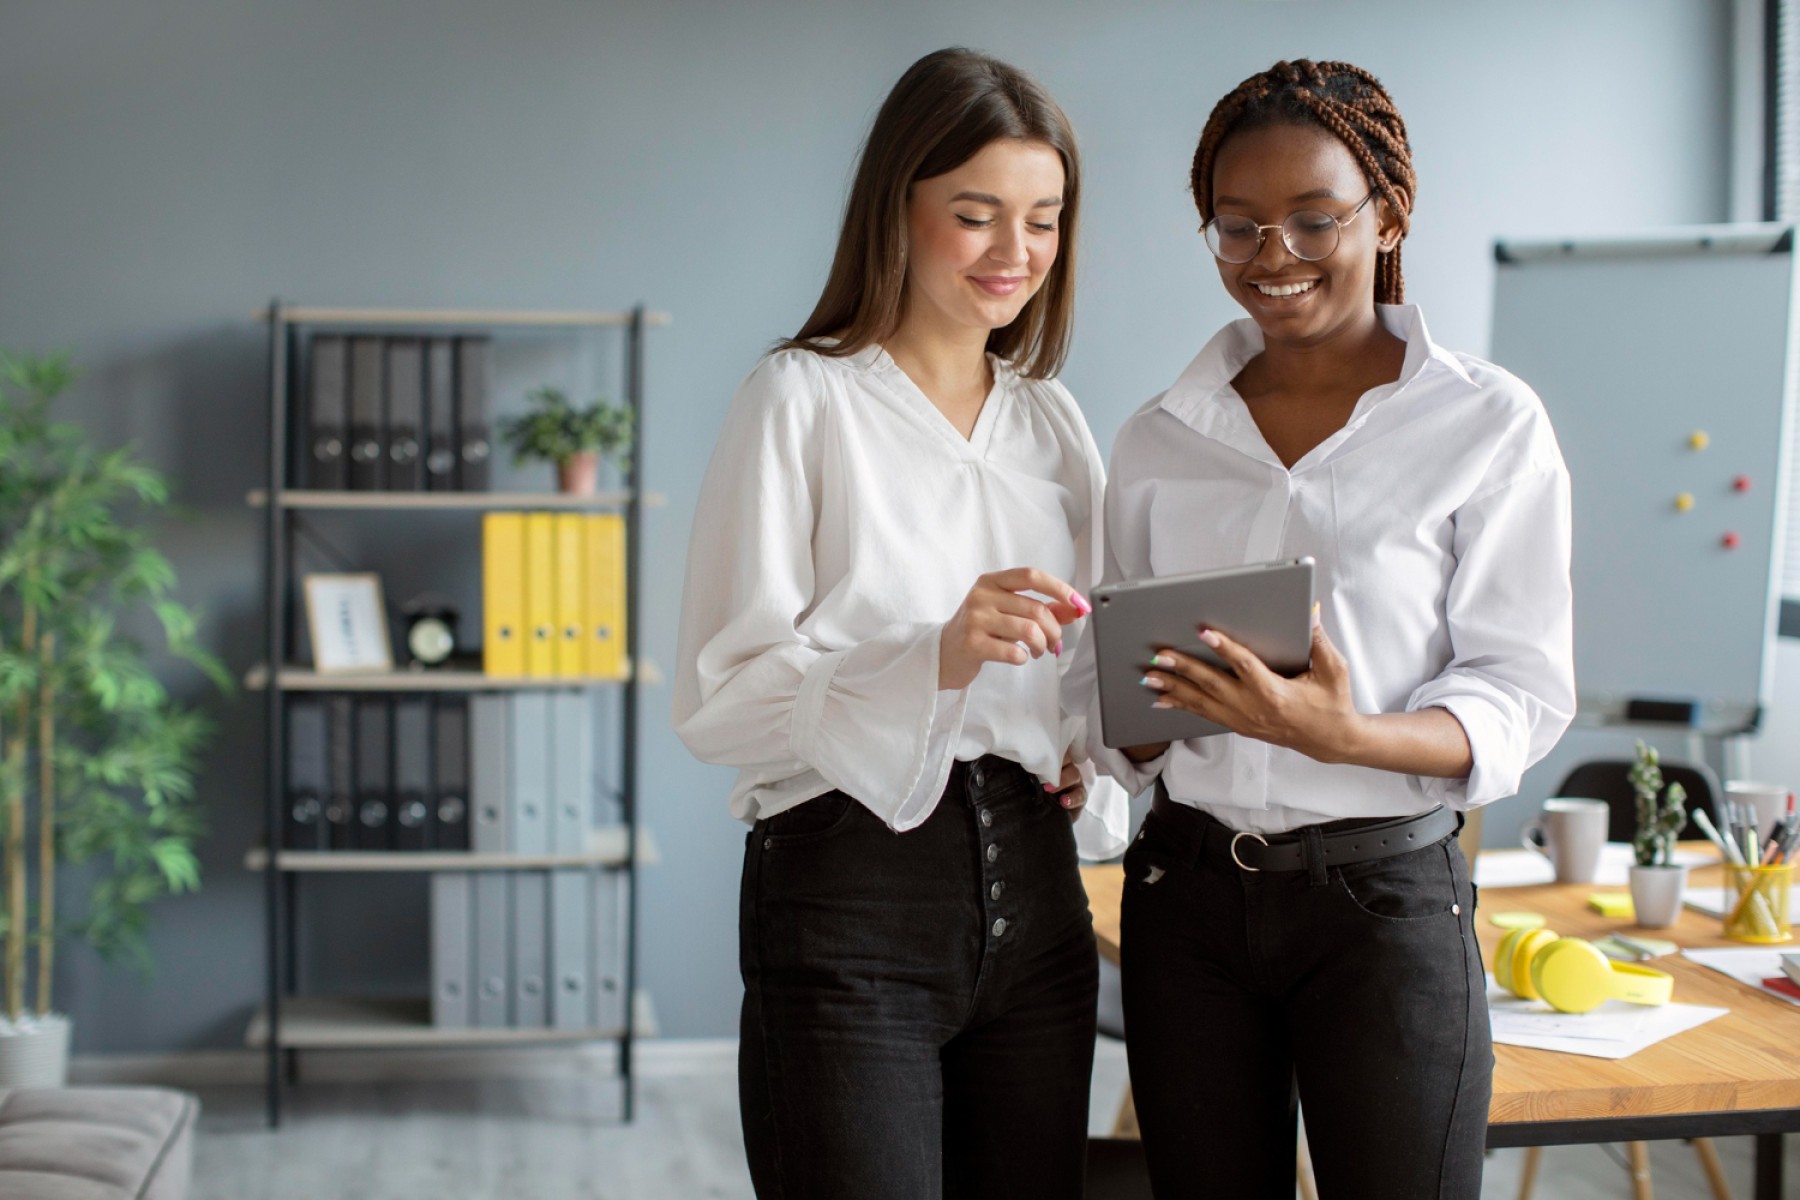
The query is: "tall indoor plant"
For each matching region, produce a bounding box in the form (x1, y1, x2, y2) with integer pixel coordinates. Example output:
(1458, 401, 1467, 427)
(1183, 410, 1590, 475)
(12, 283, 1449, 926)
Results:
(0, 352, 226, 1084)
(1627, 739, 1690, 929)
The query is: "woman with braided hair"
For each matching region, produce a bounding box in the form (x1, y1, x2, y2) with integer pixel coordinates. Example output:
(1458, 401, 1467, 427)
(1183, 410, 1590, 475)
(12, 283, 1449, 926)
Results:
(1085, 60, 1574, 1195)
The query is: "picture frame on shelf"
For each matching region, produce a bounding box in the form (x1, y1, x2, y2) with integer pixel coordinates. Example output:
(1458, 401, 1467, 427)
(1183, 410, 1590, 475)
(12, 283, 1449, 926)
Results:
(303, 572, 394, 673)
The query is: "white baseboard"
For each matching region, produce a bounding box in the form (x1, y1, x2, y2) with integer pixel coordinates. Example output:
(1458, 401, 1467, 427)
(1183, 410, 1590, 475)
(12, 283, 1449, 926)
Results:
(69, 1037, 738, 1088)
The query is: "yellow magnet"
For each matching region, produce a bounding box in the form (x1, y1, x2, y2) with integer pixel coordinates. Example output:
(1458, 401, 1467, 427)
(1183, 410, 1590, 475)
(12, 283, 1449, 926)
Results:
(1688, 431, 1710, 450)
(1674, 492, 1695, 512)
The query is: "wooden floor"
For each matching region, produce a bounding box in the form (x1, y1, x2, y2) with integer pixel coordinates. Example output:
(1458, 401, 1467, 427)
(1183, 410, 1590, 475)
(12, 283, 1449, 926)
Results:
(184, 1043, 1798, 1199)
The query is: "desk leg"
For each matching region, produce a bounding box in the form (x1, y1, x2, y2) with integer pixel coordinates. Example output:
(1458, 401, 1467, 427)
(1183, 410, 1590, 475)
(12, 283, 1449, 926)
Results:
(1754, 1132, 1782, 1200)
(1111, 1086, 1139, 1139)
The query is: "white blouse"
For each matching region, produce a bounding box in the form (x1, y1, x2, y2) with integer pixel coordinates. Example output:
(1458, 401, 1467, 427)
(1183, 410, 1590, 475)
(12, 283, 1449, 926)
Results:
(673, 344, 1130, 860)
(1076, 304, 1576, 834)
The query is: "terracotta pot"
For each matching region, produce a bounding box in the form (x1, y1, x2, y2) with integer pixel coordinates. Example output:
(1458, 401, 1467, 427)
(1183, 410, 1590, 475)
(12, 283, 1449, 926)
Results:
(1628, 862, 1689, 929)
(557, 452, 600, 495)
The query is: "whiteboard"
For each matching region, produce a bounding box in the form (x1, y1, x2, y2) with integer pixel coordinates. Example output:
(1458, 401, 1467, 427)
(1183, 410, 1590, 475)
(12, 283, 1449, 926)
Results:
(1489, 225, 1796, 734)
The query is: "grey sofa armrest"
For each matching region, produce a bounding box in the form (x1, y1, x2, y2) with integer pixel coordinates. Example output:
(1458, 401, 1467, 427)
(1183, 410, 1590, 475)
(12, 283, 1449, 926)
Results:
(0, 1086, 197, 1199)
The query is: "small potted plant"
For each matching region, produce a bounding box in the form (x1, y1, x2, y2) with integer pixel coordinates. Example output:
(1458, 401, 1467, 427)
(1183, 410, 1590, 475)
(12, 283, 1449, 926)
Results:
(1627, 740, 1690, 928)
(500, 386, 633, 495)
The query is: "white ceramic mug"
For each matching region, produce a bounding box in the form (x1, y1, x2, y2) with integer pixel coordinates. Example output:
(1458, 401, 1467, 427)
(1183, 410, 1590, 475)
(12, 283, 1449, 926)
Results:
(1723, 780, 1790, 847)
(1521, 797, 1610, 884)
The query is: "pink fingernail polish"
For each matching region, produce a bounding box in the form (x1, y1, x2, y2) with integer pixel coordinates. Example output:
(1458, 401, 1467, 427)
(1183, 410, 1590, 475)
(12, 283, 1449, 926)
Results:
(1071, 592, 1092, 616)
(1061, 795, 1074, 808)
(1053, 639, 1063, 656)
(1043, 783, 1057, 792)
(1200, 630, 1221, 647)
(1152, 698, 1174, 709)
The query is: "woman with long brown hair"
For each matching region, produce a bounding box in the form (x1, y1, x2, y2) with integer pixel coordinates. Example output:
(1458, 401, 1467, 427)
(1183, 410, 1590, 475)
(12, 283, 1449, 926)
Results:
(1090, 60, 1575, 1196)
(673, 48, 1125, 1199)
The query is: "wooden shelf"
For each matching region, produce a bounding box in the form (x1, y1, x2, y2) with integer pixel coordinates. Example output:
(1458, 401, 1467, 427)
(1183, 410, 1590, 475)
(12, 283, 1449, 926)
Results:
(243, 660, 662, 691)
(245, 991, 657, 1049)
(244, 826, 659, 873)
(247, 489, 667, 511)
(261, 306, 672, 329)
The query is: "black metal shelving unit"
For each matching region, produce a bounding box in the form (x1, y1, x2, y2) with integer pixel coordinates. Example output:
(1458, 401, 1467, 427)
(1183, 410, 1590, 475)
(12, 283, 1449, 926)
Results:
(252, 302, 665, 1127)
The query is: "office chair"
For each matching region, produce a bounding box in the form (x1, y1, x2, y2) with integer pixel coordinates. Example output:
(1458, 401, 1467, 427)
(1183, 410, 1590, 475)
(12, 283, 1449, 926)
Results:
(1511, 759, 1731, 1200)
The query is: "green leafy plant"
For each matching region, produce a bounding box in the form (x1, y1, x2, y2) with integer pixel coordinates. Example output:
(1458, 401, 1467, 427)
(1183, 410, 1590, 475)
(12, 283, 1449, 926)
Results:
(500, 386, 633, 470)
(0, 352, 229, 1020)
(1628, 739, 1688, 868)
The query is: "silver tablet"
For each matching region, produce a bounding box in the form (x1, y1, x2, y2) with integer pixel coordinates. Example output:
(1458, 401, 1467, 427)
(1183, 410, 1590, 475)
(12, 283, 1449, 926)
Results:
(1092, 558, 1314, 749)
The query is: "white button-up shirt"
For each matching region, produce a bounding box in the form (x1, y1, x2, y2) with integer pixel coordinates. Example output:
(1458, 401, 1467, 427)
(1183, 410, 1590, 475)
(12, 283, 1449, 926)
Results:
(674, 345, 1130, 859)
(1079, 304, 1575, 834)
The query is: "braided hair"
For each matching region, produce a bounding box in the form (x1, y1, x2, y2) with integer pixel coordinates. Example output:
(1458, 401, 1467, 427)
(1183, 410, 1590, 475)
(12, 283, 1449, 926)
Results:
(1191, 60, 1415, 304)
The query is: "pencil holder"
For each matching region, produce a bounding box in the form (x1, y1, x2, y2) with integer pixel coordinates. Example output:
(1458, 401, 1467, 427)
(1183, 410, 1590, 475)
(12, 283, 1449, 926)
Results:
(1724, 863, 1794, 943)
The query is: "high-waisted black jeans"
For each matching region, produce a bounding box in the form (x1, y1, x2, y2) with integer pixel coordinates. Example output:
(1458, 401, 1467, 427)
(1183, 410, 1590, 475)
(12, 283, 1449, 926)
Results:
(738, 755, 1098, 1200)
(1120, 802, 1492, 1200)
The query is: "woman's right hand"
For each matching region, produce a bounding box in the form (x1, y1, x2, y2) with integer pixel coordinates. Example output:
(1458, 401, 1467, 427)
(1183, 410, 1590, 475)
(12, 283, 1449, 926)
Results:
(938, 567, 1089, 691)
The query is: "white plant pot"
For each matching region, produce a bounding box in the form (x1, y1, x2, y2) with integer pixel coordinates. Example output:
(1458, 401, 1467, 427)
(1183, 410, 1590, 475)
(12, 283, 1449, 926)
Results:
(1629, 863, 1690, 930)
(0, 1012, 71, 1088)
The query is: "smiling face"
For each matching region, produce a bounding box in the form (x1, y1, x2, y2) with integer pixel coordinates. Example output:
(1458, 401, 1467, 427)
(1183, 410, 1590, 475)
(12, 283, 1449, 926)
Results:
(901, 137, 1066, 342)
(1208, 122, 1407, 347)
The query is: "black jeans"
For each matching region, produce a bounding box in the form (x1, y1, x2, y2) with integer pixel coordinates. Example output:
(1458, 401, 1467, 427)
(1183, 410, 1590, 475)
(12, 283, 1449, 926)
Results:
(738, 755, 1099, 1200)
(1120, 802, 1492, 1200)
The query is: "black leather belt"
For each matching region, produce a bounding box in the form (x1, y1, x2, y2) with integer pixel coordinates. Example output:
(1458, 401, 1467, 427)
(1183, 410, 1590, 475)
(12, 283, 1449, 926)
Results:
(1149, 785, 1461, 873)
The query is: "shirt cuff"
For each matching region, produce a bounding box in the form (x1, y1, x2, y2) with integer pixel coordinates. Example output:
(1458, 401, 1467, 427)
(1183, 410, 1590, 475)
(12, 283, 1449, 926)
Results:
(1090, 741, 1168, 799)
(789, 620, 970, 832)
(1073, 770, 1131, 861)
(1406, 685, 1524, 811)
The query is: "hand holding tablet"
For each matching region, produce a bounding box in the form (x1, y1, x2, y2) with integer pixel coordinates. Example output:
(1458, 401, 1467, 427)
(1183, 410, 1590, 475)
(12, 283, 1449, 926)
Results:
(1091, 559, 1318, 749)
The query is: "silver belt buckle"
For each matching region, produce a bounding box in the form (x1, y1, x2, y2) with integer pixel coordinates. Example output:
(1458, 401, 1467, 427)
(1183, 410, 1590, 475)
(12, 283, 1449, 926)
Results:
(1229, 829, 1268, 872)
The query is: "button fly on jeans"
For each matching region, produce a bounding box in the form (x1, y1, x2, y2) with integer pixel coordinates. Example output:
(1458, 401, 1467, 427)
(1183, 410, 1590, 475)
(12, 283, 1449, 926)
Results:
(991, 881, 1004, 900)
(980, 808, 993, 828)
(970, 765, 986, 788)
(987, 844, 1000, 864)
(992, 918, 1007, 937)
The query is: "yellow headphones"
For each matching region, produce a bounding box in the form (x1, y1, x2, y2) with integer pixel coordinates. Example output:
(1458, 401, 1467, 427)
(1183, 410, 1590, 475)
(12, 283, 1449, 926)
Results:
(1493, 927, 1674, 1014)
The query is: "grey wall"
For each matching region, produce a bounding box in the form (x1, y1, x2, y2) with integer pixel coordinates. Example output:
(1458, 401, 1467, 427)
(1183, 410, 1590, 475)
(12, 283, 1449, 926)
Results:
(0, 0, 1734, 1051)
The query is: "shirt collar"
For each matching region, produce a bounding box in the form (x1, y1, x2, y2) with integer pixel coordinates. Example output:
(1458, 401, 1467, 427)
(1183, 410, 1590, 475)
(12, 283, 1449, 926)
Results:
(1160, 303, 1476, 439)
(844, 341, 1019, 386)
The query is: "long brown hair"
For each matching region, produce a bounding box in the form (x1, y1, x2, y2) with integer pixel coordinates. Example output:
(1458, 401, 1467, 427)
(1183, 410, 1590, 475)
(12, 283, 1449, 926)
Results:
(1191, 59, 1415, 304)
(783, 48, 1080, 379)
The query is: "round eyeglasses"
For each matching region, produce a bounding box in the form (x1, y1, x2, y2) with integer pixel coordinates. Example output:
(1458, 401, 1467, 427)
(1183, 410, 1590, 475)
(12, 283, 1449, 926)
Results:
(1202, 190, 1377, 264)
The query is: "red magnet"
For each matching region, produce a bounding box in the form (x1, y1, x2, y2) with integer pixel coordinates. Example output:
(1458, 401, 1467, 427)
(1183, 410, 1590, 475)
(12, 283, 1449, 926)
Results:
(1733, 475, 1752, 492)
(1722, 531, 1741, 550)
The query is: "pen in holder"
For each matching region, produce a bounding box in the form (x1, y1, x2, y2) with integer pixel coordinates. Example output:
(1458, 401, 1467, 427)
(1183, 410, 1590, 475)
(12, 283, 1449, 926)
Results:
(1724, 863, 1794, 943)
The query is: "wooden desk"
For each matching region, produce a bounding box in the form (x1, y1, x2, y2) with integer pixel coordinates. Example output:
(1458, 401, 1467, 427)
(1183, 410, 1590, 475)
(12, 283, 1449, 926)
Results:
(1081, 850, 1800, 1200)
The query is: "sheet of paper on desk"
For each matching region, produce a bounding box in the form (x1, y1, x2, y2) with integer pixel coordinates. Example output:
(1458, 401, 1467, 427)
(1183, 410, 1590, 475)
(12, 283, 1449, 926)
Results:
(1487, 985, 1727, 1058)
(1473, 843, 1714, 889)
(1682, 947, 1800, 1008)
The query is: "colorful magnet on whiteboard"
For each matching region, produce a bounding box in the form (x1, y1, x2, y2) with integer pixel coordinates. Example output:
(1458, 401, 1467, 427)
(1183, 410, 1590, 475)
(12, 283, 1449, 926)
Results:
(1688, 431, 1710, 450)
(1722, 531, 1741, 550)
(1674, 492, 1695, 512)
(1734, 475, 1751, 492)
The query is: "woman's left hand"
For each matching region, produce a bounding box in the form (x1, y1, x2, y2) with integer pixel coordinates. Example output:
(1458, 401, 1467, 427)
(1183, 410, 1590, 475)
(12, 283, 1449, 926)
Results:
(1141, 617, 1362, 764)
(1044, 754, 1086, 822)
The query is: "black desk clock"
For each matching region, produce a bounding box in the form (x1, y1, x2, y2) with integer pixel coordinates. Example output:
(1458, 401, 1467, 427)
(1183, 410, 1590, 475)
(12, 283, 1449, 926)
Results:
(402, 594, 460, 668)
